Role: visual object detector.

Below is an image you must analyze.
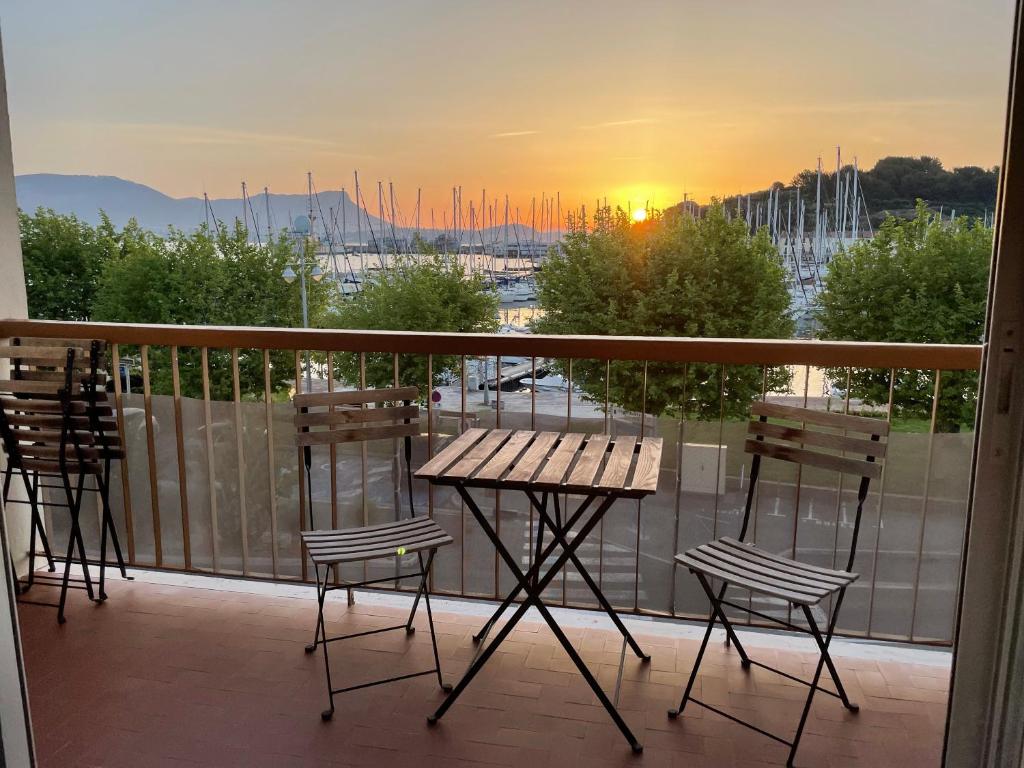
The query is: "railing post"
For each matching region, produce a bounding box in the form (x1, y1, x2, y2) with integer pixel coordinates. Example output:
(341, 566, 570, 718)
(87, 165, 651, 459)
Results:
(170, 346, 191, 570)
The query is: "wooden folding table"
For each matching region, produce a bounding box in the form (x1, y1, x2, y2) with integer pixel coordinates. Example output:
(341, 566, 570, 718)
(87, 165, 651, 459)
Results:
(416, 427, 663, 752)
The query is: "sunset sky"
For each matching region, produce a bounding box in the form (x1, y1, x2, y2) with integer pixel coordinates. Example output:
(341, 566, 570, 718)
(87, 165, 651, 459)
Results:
(1, 0, 1015, 215)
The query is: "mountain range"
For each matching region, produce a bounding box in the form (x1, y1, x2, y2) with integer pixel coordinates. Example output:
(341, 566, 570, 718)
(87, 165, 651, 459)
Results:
(13, 173, 546, 243)
(14, 174, 385, 238)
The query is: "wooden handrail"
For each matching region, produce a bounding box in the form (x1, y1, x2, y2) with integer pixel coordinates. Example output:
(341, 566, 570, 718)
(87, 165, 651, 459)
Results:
(0, 318, 983, 369)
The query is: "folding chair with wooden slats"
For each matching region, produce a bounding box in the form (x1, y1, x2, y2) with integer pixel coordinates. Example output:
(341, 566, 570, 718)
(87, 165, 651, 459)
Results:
(0, 344, 102, 623)
(1, 338, 130, 616)
(668, 402, 888, 767)
(294, 386, 452, 721)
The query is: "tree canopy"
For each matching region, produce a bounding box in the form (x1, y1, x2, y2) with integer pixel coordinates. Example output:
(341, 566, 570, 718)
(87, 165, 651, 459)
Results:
(533, 205, 793, 417)
(91, 222, 333, 399)
(19, 208, 152, 321)
(816, 202, 991, 430)
(327, 254, 499, 395)
(714, 156, 999, 226)
(18, 208, 333, 399)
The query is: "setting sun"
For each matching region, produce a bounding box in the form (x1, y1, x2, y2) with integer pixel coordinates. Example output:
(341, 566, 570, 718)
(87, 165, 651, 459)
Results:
(631, 208, 647, 223)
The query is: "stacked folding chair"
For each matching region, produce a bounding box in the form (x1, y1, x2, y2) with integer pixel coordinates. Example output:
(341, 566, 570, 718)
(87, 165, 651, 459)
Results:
(0, 337, 129, 623)
(669, 402, 887, 767)
(294, 385, 452, 721)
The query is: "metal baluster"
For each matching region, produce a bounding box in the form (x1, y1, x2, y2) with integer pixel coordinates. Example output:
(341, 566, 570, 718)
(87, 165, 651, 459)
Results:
(262, 349, 278, 579)
(669, 362, 688, 617)
(866, 368, 897, 637)
(294, 349, 306, 582)
(201, 347, 218, 572)
(909, 369, 942, 641)
(140, 345, 161, 566)
(111, 343, 135, 563)
(231, 348, 248, 576)
(170, 346, 190, 570)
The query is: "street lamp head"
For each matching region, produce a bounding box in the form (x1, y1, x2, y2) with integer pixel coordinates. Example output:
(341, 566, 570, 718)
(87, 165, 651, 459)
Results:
(311, 265, 324, 282)
(282, 265, 297, 284)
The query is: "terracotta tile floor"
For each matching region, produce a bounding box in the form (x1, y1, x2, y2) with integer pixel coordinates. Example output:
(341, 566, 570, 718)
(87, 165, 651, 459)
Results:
(18, 575, 949, 768)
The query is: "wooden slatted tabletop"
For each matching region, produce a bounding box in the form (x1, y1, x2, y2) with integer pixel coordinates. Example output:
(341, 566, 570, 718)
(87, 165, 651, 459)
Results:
(416, 428, 663, 498)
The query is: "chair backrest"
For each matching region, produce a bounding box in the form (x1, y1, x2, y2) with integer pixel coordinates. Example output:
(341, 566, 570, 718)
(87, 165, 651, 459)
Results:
(5, 337, 108, 390)
(293, 386, 421, 530)
(2, 338, 121, 459)
(0, 342, 83, 399)
(739, 402, 888, 571)
(0, 345, 102, 477)
(293, 386, 421, 448)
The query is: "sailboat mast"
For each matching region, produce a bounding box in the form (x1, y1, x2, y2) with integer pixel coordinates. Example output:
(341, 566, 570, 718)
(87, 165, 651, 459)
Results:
(814, 158, 822, 261)
(340, 187, 347, 254)
(851, 158, 860, 241)
(377, 181, 386, 257)
(556, 192, 561, 244)
(834, 147, 842, 244)
(307, 171, 314, 240)
(354, 171, 362, 267)
(264, 186, 272, 242)
(389, 181, 397, 253)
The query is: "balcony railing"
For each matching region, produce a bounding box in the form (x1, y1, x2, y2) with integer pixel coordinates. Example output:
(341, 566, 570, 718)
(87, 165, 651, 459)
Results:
(0, 318, 982, 645)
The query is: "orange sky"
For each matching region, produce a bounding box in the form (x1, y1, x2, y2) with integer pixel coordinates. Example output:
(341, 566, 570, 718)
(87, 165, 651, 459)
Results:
(2, 0, 1015, 215)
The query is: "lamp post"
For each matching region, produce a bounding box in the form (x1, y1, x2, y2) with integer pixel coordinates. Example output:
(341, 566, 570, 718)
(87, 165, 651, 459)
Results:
(283, 214, 324, 389)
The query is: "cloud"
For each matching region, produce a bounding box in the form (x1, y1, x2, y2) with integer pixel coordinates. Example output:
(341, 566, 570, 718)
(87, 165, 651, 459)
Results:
(491, 130, 540, 138)
(766, 98, 962, 117)
(579, 117, 660, 129)
(64, 119, 354, 152)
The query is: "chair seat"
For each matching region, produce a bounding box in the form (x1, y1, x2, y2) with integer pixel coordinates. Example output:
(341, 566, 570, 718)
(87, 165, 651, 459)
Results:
(675, 537, 858, 606)
(301, 517, 453, 566)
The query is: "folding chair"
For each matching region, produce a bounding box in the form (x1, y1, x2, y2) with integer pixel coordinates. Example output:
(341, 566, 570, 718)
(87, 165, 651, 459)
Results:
(669, 402, 887, 767)
(2, 338, 129, 603)
(294, 385, 453, 721)
(0, 344, 103, 623)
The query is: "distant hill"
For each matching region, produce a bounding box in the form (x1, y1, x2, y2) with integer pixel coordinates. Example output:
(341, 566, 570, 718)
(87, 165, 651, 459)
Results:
(13, 173, 541, 245)
(14, 173, 374, 238)
(668, 156, 999, 226)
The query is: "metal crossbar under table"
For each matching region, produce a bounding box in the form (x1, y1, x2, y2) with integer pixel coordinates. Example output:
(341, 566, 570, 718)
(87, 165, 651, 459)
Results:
(416, 428, 664, 753)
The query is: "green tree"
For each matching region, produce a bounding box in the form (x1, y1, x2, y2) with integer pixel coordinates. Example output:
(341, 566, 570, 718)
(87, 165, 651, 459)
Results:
(816, 202, 990, 430)
(328, 255, 499, 394)
(92, 222, 333, 398)
(534, 205, 793, 417)
(18, 208, 131, 319)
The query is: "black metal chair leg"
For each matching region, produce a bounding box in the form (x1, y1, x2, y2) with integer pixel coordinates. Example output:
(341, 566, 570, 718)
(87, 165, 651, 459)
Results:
(805, 599, 859, 713)
(405, 552, 428, 634)
(69, 473, 95, 602)
(98, 479, 110, 601)
(99, 468, 129, 579)
(669, 593, 717, 717)
(55, 520, 77, 625)
(419, 550, 450, 691)
(306, 565, 326, 654)
(315, 566, 335, 721)
(788, 606, 834, 767)
(695, 572, 750, 667)
(28, 471, 55, 573)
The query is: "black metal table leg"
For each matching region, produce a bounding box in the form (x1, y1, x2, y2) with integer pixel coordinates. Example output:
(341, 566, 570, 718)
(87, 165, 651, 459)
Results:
(471, 493, 592, 643)
(526, 491, 650, 662)
(432, 485, 643, 752)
